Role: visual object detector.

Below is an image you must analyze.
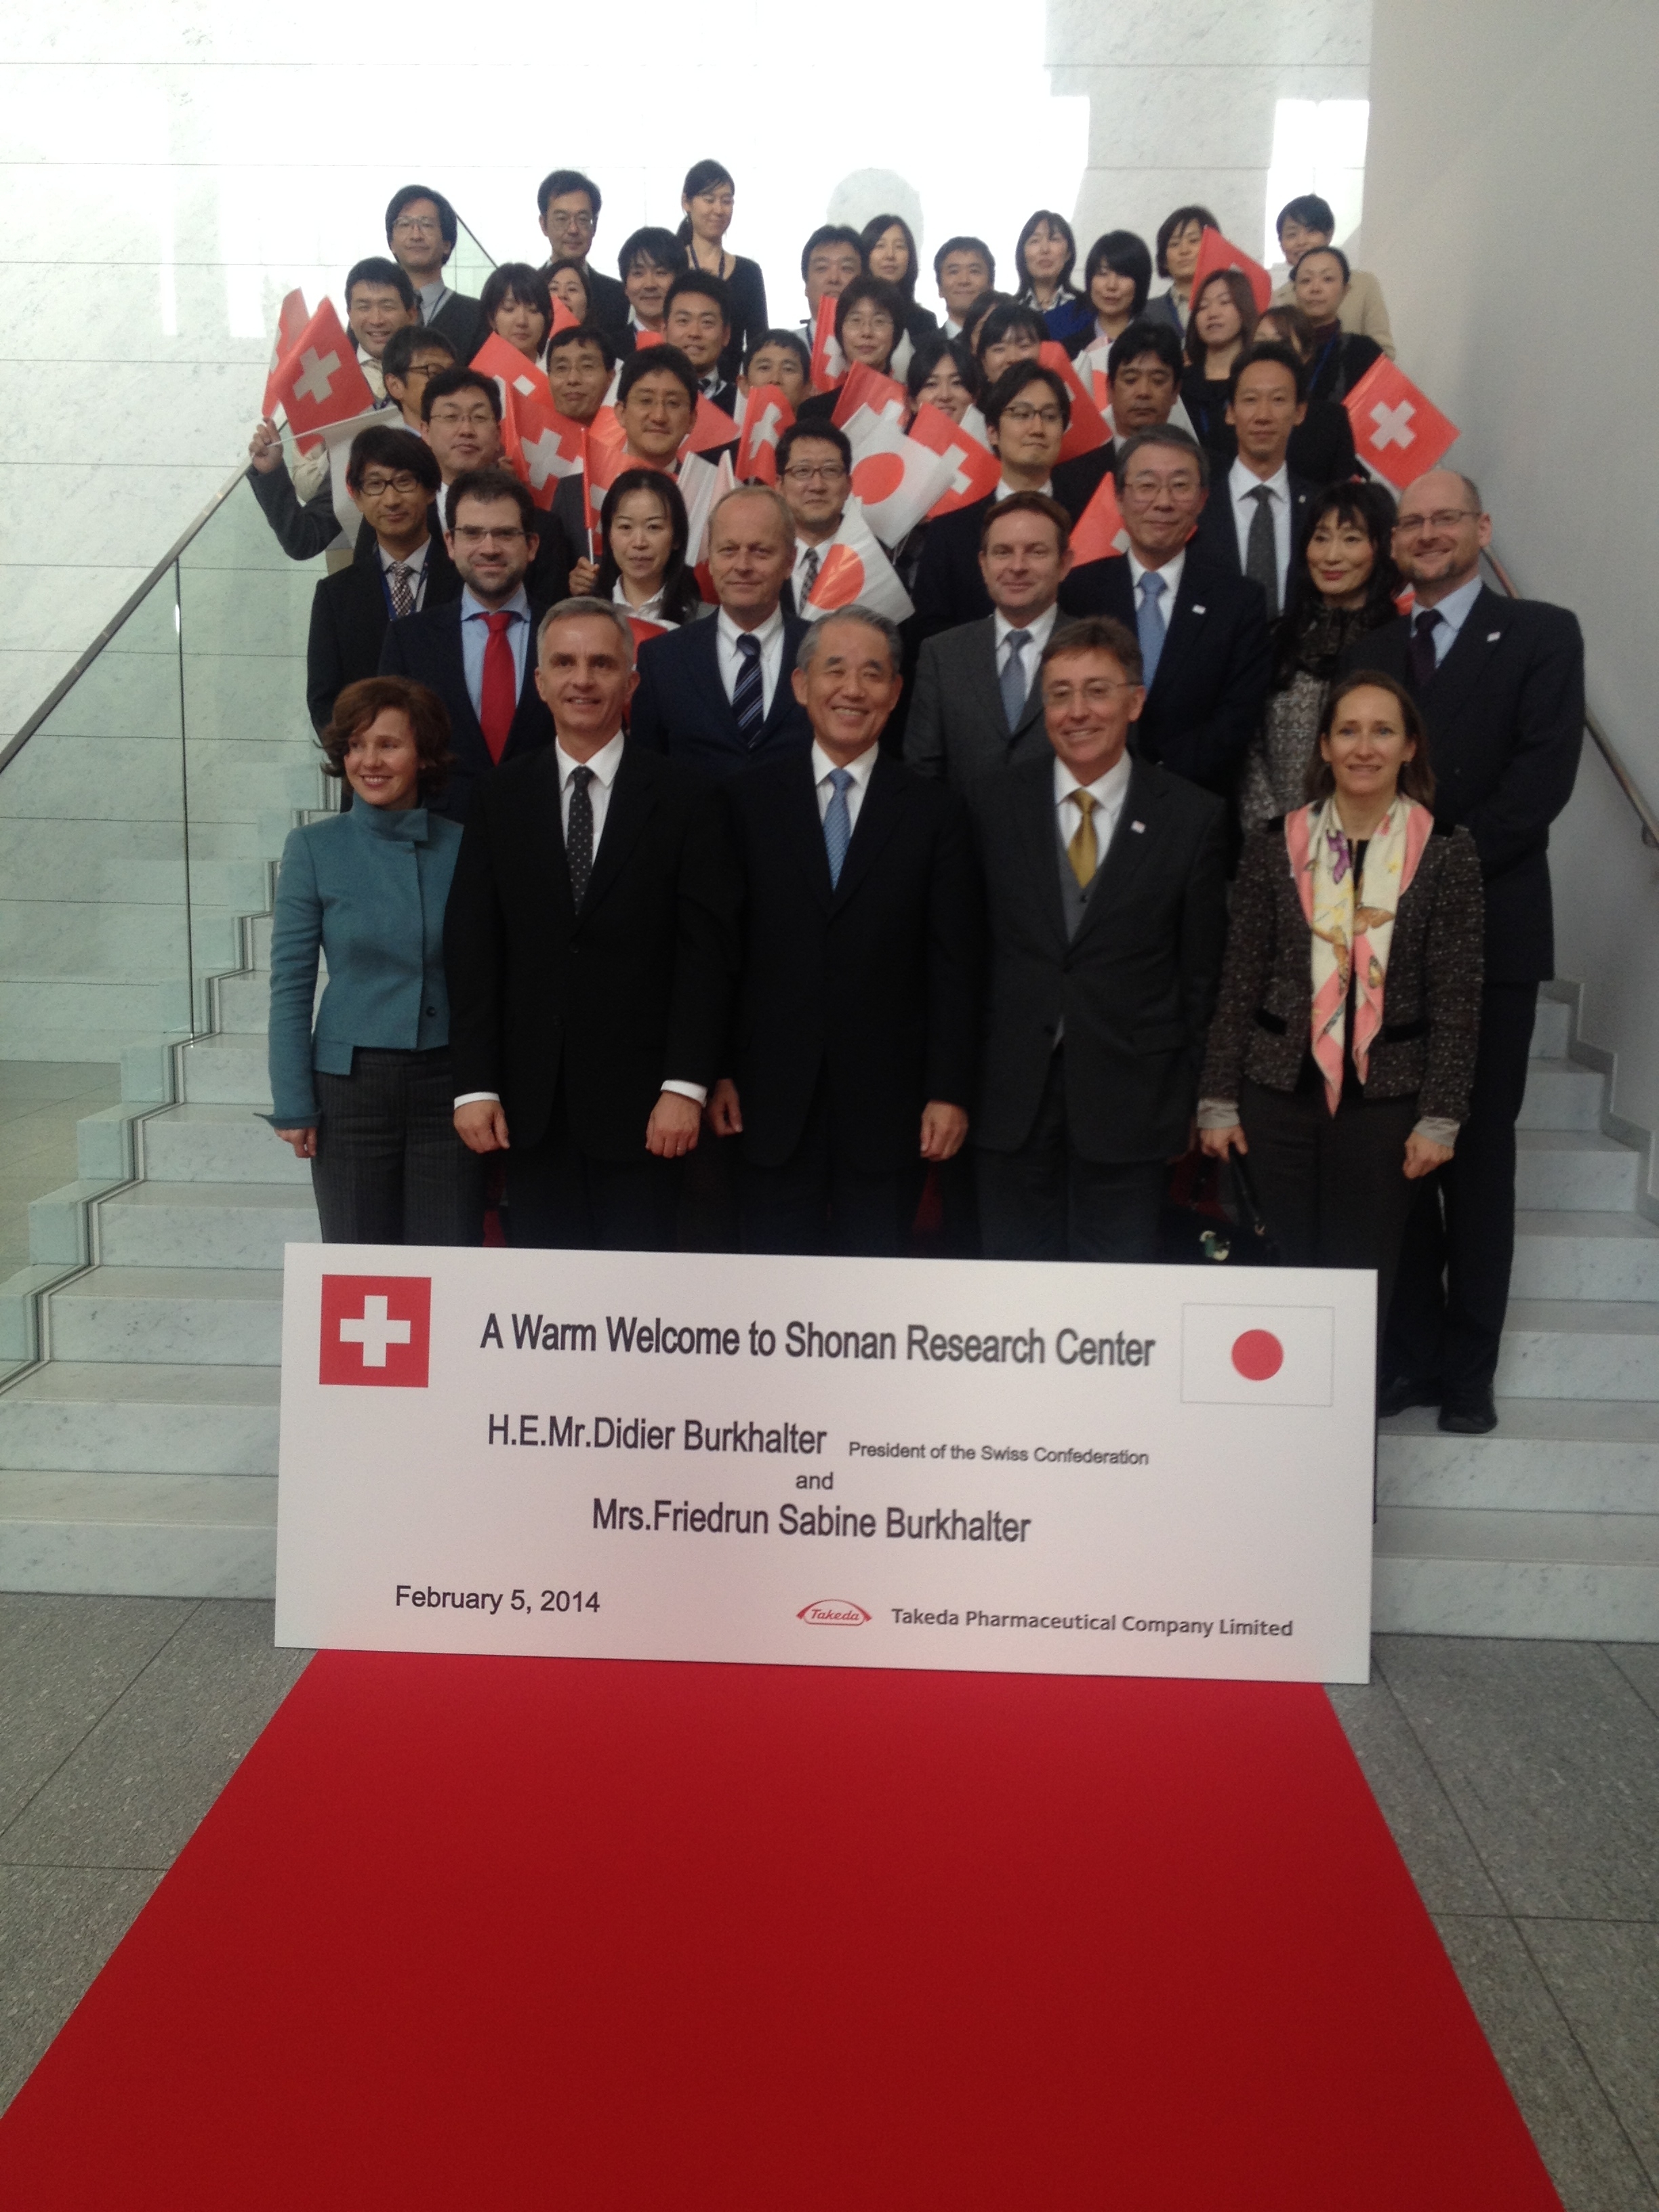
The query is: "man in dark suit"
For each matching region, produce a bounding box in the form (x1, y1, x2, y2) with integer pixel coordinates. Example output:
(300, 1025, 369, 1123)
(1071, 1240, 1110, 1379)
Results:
(1345, 470, 1585, 1434)
(1193, 342, 1315, 620)
(663, 270, 740, 418)
(905, 493, 1073, 787)
(536, 169, 629, 340)
(307, 426, 459, 733)
(972, 614, 1229, 1261)
(379, 468, 556, 823)
(1060, 428, 1271, 796)
(384, 185, 487, 362)
(1098, 319, 1187, 476)
(709, 606, 981, 1256)
(630, 486, 812, 779)
(445, 598, 735, 1250)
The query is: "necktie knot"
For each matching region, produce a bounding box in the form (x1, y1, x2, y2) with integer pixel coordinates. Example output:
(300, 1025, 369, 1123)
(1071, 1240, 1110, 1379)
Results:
(823, 767, 855, 887)
(737, 632, 760, 663)
(1071, 789, 1096, 819)
(1136, 569, 1168, 687)
(1066, 788, 1099, 891)
(999, 627, 1032, 730)
(732, 629, 765, 743)
(1407, 605, 1444, 693)
(485, 610, 514, 636)
(1414, 607, 1442, 637)
(1248, 484, 1275, 509)
(569, 764, 592, 792)
(829, 767, 853, 795)
(1140, 571, 1165, 604)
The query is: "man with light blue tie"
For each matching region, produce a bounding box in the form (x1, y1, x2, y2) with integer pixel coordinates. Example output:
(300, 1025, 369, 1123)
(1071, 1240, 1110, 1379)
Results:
(710, 607, 982, 1256)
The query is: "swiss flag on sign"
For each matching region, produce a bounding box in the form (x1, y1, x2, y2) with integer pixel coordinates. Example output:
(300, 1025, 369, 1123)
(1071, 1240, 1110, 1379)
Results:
(262, 287, 310, 419)
(832, 361, 906, 431)
(1343, 356, 1459, 490)
(319, 1274, 432, 1389)
(909, 403, 1001, 518)
(1189, 226, 1274, 315)
(270, 300, 375, 438)
(1038, 342, 1110, 463)
(737, 384, 794, 484)
(809, 294, 846, 394)
(1068, 469, 1130, 566)
(1180, 1303, 1334, 1407)
(842, 406, 955, 546)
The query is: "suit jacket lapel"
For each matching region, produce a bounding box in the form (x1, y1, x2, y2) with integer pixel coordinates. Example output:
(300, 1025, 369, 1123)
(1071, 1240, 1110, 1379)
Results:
(1015, 761, 1069, 953)
(523, 747, 575, 928)
(758, 619, 804, 741)
(1422, 585, 1507, 727)
(786, 754, 834, 909)
(831, 752, 905, 910)
(1073, 761, 1164, 943)
(437, 602, 489, 756)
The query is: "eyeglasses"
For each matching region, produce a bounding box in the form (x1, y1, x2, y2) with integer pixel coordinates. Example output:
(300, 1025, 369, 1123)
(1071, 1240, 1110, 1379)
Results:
(359, 472, 426, 497)
(1122, 475, 1201, 498)
(391, 216, 441, 237)
(428, 407, 497, 428)
(782, 464, 847, 483)
(453, 526, 525, 546)
(1000, 403, 1063, 426)
(548, 210, 596, 233)
(1046, 680, 1138, 705)
(1394, 508, 1479, 535)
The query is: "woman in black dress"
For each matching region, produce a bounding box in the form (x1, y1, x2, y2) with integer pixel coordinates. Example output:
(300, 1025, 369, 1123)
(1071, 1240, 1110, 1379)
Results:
(678, 159, 768, 382)
(859, 211, 939, 361)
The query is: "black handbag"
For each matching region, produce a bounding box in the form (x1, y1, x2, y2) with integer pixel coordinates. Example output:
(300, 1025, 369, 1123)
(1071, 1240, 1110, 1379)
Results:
(1159, 1149, 1282, 1266)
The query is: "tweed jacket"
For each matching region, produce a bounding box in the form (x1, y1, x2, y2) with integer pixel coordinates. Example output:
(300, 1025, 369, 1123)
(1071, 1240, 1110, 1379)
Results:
(1200, 815, 1484, 1124)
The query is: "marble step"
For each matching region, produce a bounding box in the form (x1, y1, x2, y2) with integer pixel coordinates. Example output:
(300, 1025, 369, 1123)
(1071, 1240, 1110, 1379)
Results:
(1511, 1210, 1659, 1301)
(1378, 1399, 1659, 1513)
(247, 914, 273, 970)
(0, 1470, 276, 1597)
(212, 966, 271, 1031)
(1372, 1506, 1659, 1639)
(45, 1267, 284, 1366)
(1530, 997, 1570, 1058)
(1517, 1057, 1605, 1132)
(141, 1103, 312, 1185)
(0, 1362, 278, 1474)
(1515, 1129, 1639, 1212)
(1495, 1300, 1659, 1400)
(96, 1181, 318, 1269)
(179, 1033, 271, 1107)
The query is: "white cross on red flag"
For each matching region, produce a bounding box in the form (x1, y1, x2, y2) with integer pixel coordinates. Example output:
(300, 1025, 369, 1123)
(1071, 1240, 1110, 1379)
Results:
(832, 362, 906, 431)
(1067, 469, 1131, 566)
(808, 295, 846, 394)
(1343, 356, 1459, 490)
(269, 300, 374, 439)
(841, 405, 956, 546)
(1189, 226, 1274, 314)
(262, 288, 310, 419)
(469, 337, 585, 510)
(737, 384, 794, 484)
(1038, 342, 1111, 463)
(907, 403, 1002, 518)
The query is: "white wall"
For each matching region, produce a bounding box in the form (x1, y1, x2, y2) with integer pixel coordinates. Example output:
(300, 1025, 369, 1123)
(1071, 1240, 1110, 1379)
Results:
(1365, 0, 1659, 1186)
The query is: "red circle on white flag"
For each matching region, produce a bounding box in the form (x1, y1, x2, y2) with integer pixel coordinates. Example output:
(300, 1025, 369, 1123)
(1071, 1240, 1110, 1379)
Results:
(852, 452, 906, 504)
(1231, 1329, 1284, 1382)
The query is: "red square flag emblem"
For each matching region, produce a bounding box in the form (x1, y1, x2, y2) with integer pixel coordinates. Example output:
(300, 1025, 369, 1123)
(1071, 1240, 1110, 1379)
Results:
(1181, 1304, 1334, 1406)
(320, 1274, 432, 1389)
(1343, 356, 1459, 490)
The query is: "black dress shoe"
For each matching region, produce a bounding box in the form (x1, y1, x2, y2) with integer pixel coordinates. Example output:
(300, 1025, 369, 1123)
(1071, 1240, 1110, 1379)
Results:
(1438, 1389, 1498, 1435)
(1377, 1374, 1442, 1419)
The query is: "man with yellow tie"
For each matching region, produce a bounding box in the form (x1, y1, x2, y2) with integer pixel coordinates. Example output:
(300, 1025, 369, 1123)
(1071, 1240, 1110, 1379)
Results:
(969, 614, 1229, 1261)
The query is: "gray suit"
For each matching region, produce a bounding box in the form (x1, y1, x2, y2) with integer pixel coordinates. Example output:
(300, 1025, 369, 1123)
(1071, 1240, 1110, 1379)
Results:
(904, 615, 1051, 790)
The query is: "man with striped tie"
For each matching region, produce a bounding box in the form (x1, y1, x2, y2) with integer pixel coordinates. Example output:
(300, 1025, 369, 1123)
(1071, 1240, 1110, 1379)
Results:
(709, 605, 981, 1257)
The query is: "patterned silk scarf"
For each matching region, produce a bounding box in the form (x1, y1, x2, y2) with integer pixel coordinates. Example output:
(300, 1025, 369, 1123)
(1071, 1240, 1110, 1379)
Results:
(1284, 796, 1433, 1115)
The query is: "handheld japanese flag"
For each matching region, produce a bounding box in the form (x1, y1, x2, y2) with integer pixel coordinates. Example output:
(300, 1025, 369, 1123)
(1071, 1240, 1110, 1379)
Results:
(1039, 342, 1110, 462)
(632, 326, 666, 351)
(1344, 356, 1458, 491)
(808, 295, 846, 394)
(685, 394, 741, 457)
(1074, 340, 1114, 423)
(1190, 226, 1274, 315)
(1067, 468, 1130, 565)
(270, 299, 375, 441)
(549, 294, 579, 337)
(842, 405, 955, 547)
(262, 287, 310, 419)
(832, 361, 906, 430)
(801, 499, 914, 623)
(908, 402, 1001, 518)
(737, 384, 794, 484)
(1180, 1304, 1335, 1407)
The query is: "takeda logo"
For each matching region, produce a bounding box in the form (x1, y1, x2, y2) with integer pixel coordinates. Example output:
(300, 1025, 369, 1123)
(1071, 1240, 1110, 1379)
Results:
(319, 1275, 432, 1389)
(798, 1599, 872, 1626)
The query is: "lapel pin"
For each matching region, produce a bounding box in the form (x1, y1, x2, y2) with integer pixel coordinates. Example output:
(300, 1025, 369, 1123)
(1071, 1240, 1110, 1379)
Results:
(1192, 605, 1206, 615)
(1130, 819, 1145, 834)
(1486, 630, 1501, 641)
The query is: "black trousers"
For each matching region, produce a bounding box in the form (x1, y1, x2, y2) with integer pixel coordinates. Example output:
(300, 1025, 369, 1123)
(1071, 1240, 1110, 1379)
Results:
(311, 1048, 484, 1246)
(739, 1080, 921, 1258)
(1240, 1079, 1420, 1357)
(977, 1051, 1164, 1263)
(506, 1084, 681, 1251)
(1383, 980, 1537, 1397)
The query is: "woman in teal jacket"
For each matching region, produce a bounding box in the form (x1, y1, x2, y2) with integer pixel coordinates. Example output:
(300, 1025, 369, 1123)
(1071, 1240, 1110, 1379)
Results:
(268, 676, 483, 1243)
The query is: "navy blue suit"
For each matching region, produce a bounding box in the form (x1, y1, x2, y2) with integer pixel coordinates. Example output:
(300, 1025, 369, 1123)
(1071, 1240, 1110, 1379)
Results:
(378, 600, 556, 823)
(630, 613, 814, 781)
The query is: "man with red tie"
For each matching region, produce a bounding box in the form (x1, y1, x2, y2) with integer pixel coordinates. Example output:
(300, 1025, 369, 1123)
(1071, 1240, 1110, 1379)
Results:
(378, 467, 556, 823)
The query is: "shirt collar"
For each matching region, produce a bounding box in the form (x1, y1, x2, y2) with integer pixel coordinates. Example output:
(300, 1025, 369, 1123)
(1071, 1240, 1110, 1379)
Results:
(994, 602, 1059, 656)
(718, 602, 785, 652)
(415, 277, 449, 315)
(1053, 748, 1132, 808)
(461, 585, 531, 621)
(1127, 546, 1185, 598)
(1424, 572, 1484, 637)
(378, 537, 430, 575)
(812, 740, 879, 791)
(995, 476, 1053, 501)
(556, 729, 625, 787)
(1229, 457, 1289, 503)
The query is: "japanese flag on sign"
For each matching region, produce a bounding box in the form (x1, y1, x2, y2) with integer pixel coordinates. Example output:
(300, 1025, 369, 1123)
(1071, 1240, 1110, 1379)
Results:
(262, 288, 310, 419)
(270, 299, 374, 441)
(832, 361, 906, 431)
(684, 394, 741, 457)
(737, 383, 794, 484)
(1190, 226, 1274, 315)
(808, 294, 846, 394)
(1343, 356, 1459, 491)
(908, 402, 1001, 518)
(801, 499, 914, 623)
(1180, 1303, 1336, 1408)
(842, 405, 955, 547)
(1067, 468, 1130, 566)
(1038, 342, 1111, 462)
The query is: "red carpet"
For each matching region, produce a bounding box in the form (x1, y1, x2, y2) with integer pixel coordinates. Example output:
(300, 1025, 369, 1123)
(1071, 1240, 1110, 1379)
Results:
(0, 1655, 1559, 2209)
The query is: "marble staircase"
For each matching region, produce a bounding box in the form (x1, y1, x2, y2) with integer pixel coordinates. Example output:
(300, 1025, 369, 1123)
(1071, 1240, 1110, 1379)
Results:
(0, 945, 1654, 1633)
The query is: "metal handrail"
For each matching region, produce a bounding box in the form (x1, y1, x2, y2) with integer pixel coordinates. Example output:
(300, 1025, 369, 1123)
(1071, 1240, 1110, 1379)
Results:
(1483, 544, 1659, 852)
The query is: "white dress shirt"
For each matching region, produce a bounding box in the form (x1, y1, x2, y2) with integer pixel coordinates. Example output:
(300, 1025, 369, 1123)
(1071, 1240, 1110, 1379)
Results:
(994, 476, 1054, 503)
(613, 580, 676, 630)
(1418, 572, 1484, 665)
(717, 602, 786, 718)
(1227, 458, 1292, 605)
(1053, 747, 1133, 855)
(415, 278, 452, 327)
(811, 739, 878, 835)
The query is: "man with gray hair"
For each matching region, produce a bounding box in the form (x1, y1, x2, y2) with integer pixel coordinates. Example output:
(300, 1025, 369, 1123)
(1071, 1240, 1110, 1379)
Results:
(708, 606, 981, 1255)
(630, 485, 813, 777)
(443, 597, 737, 1250)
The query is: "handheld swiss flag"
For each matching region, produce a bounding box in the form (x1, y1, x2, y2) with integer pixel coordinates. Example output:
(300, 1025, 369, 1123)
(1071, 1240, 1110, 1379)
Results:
(684, 394, 741, 457)
(1180, 1303, 1335, 1407)
(808, 294, 846, 394)
(801, 499, 914, 623)
(909, 403, 1002, 518)
(470, 330, 541, 389)
(1038, 342, 1110, 463)
(832, 361, 906, 431)
(470, 338, 585, 510)
(262, 287, 310, 419)
(1067, 468, 1130, 566)
(737, 383, 794, 484)
(1344, 356, 1459, 491)
(1190, 225, 1273, 316)
(270, 299, 374, 439)
(842, 405, 955, 546)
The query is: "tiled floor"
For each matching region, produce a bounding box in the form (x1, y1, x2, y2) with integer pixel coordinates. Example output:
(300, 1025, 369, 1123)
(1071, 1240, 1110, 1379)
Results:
(0, 1061, 121, 1273)
(0, 1610, 1654, 2207)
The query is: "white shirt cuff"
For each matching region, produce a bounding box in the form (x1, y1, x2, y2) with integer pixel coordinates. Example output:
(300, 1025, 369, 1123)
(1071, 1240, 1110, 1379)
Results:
(453, 1091, 500, 1108)
(661, 1080, 709, 1106)
(1195, 1099, 1241, 1129)
(1412, 1116, 1460, 1147)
